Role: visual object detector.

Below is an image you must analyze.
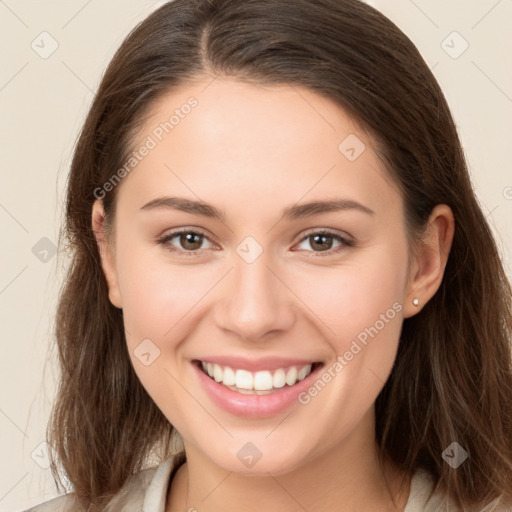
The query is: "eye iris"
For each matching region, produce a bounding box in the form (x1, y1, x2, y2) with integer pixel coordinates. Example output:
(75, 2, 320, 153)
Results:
(310, 234, 333, 251)
(180, 232, 202, 250)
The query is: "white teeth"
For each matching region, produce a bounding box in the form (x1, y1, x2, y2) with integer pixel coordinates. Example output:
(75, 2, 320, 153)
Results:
(273, 368, 286, 388)
(253, 370, 273, 391)
(200, 361, 314, 392)
(235, 369, 253, 390)
(222, 366, 236, 386)
(285, 366, 297, 386)
(213, 364, 223, 382)
(297, 365, 310, 381)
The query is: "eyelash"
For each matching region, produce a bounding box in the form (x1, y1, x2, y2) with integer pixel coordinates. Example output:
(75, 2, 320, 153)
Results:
(156, 228, 355, 258)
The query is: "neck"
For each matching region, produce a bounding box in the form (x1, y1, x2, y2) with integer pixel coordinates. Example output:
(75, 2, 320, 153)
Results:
(167, 414, 411, 512)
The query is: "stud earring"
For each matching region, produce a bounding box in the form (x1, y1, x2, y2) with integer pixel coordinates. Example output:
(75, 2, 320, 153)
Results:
(412, 298, 419, 307)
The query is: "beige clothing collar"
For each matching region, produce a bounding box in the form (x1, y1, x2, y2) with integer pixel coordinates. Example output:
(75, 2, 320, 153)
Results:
(30, 452, 509, 511)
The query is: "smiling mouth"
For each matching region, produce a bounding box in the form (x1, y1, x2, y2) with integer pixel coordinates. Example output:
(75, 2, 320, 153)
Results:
(194, 360, 324, 395)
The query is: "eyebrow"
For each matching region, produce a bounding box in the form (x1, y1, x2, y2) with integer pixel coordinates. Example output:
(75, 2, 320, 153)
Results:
(139, 196, 375, 221)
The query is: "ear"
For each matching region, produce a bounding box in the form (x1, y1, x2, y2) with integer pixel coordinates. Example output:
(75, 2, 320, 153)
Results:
(91, 199, 122, 308)
(403, 204, 455, 318)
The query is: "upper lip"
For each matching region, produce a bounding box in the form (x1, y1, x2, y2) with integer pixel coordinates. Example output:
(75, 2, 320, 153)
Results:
(194, 356, 322, 372)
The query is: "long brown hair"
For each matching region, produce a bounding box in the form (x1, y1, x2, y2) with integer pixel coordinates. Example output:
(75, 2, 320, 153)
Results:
(48, 0, 512, 509)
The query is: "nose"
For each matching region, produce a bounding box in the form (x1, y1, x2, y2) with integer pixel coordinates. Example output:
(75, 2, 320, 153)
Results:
(214, 253, 296, 342)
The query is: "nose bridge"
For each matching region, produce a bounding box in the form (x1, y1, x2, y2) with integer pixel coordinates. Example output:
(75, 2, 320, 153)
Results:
(215, 247, 295, 340)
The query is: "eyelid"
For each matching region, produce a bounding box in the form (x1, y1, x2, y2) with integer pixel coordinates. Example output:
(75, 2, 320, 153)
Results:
(157, 227, 355, 256)
(296, 227, 353, 243)
(156, 227, 219, 256)
(292, 228, 354, 256)
(157, 226, 215, 241)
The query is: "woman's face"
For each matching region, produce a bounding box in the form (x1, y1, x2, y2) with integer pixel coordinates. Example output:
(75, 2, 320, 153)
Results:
(94, 77, 419, 475)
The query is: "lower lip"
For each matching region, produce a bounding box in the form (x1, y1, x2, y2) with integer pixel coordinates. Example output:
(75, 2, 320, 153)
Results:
(193, 361, 324, 418)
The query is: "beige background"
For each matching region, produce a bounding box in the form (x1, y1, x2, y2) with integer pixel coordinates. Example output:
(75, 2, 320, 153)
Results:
(1, 0, 511, 510)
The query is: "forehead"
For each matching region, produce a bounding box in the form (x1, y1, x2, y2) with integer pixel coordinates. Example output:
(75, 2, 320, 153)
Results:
(119, 77, 401, 222)
(139, 77, 366, 155)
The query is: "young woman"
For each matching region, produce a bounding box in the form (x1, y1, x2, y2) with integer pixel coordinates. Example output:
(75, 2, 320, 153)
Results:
(26, 0, 512, 511)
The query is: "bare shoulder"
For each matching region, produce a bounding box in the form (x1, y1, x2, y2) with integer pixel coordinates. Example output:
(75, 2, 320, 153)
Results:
(23, 465, 159, 512)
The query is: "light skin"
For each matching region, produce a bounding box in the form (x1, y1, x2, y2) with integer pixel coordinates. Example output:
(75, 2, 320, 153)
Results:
(92, 77, 454, 511)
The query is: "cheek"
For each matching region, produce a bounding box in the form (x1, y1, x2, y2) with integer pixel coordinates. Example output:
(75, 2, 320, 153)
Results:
(290, 246, 408, 361)
(113, 242, 212, 424)
(288, 249, 407, 433)
(115, 240, 223, 346)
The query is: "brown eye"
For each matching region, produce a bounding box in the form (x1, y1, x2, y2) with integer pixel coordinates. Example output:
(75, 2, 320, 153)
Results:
(295, 230, 354, 256)
(309, 234, 335, 251)
(157, 229, 215, 255)
(179, 232, 204, 251)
